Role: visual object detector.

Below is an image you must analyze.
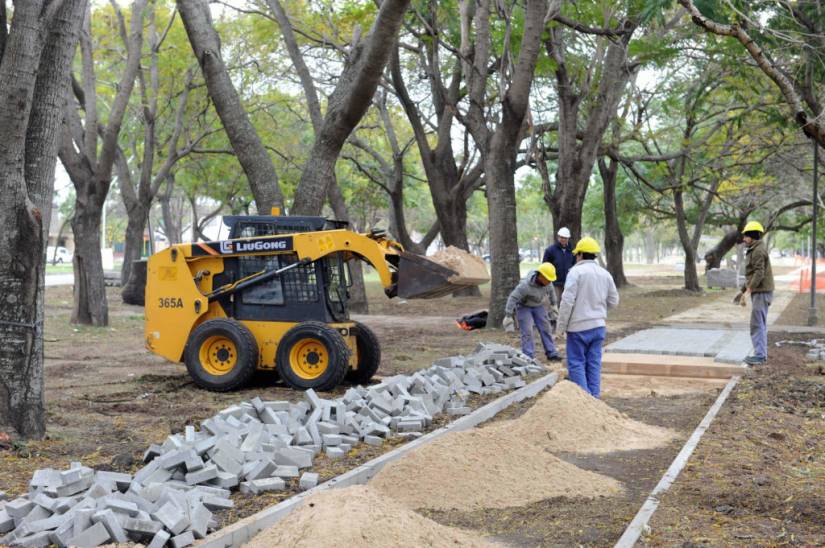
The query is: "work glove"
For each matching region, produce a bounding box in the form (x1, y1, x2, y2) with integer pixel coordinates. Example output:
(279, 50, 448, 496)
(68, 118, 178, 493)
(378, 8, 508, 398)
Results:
(503, 315, 515, 333)
(733, 291, 747, 307)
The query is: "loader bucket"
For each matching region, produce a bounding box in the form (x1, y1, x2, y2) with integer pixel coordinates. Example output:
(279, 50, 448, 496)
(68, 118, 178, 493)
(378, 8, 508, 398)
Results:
(396, 247, 490, 299)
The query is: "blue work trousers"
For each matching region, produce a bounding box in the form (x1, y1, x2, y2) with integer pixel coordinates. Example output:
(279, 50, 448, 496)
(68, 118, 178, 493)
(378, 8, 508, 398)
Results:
(750, 292, 773, 360)
(566, 326, 606, 398)
(516, 305, 556, 359)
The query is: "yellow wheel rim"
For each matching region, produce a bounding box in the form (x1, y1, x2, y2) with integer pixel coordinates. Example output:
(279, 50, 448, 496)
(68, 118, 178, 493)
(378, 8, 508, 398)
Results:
(289, 338, 329, 380)
(199, 335, 238, 376)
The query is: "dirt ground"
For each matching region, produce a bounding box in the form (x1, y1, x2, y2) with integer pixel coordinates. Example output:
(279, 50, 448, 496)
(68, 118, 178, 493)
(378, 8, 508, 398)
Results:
(776, 291, 825, 326)
(642, 332, 825, 546)
(2, 275, 818, 546)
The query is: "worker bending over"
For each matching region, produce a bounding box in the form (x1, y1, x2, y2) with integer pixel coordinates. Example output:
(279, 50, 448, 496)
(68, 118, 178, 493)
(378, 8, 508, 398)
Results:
(557, 237, 619, 397)
(503, 263, 562, 361)
(735, 221, 774, 365)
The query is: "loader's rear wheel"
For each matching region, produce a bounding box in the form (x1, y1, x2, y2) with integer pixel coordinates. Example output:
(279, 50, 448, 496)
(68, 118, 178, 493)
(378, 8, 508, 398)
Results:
(277, 321, 350, 391)
(346, 321, 381, 385)
(185, 319, 258, 391)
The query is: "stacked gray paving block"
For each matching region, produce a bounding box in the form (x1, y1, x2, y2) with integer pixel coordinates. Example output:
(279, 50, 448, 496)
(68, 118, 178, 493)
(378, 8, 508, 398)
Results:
(605, 327, 756, 364)
(2, 343, 543, 547)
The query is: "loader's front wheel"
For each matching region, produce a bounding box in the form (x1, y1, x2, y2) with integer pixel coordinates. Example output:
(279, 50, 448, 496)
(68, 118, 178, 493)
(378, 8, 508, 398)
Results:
(346, 321, 381, 385)
(185, 319, 258, 391)
(277, 321, 350, 391)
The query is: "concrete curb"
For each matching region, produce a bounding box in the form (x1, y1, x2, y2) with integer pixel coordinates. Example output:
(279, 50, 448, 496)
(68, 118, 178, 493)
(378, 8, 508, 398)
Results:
(196, 371, 560, 548)
(614, 375, 741, 548)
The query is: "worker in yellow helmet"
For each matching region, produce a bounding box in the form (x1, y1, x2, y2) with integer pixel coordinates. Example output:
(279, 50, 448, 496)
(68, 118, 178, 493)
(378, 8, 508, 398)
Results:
(557, 237, 619, 397)
(503, 263, 562, 361)
(735, 221, 774, 365)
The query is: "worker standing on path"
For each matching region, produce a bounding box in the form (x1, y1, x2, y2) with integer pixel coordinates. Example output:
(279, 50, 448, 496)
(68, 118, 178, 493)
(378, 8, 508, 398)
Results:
(543, 227, 575, 304)
(735, 221, 774, 365)
(503, 263, 562, 361)
(557, 237, 619, 397)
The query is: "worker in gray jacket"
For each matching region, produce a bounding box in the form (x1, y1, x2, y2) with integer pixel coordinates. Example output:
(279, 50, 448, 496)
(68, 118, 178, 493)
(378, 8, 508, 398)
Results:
(503, 263, 561, 361)
(557, 237, 619, 397)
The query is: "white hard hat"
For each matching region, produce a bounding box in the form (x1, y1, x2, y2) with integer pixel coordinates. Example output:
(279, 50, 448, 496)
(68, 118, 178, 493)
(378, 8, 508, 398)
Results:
(557, 227, 571, 238)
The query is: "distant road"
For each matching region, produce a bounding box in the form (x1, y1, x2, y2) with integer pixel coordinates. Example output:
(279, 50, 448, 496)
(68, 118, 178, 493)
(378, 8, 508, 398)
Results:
(45, 273, 74, 287)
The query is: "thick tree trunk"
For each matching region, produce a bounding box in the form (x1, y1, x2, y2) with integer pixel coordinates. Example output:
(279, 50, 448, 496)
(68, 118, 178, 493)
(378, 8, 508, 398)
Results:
(291, 0, 411, 215)
(120, 205, 148, 285)
(71, 203, 109, 325)
(177, 0, 283, 213)
(0, 0, 86, 439)
(438, 196, 480, 297)
(484, 150, 521, 327)
(546, 24, 638, 242)
(121, 205, 149, 304)
(599, 158, 629, 287)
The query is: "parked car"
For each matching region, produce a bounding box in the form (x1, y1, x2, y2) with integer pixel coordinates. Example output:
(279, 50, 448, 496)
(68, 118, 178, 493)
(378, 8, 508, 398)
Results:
(47, 246, 72, 265)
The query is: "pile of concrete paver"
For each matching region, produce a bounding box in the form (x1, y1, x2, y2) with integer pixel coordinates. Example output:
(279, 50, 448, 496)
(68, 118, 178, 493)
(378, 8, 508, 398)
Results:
(0, 343, 543, 547)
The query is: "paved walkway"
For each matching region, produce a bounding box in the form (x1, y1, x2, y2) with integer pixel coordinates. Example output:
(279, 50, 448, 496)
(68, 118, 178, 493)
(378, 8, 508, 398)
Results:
(662, 290, 794, 326)
(606, 291, 796, 366)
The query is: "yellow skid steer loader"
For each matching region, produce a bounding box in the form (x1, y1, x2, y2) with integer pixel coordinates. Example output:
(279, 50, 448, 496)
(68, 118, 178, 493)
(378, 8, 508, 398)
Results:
(144, 213, 488, 392)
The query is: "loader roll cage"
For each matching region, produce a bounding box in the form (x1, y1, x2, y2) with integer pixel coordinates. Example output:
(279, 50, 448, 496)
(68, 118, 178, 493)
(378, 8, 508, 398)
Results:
(182, 228, 404, 303)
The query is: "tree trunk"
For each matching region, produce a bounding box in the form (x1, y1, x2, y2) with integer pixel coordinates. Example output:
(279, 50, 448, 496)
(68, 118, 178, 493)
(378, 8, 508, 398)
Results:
(120, 205, 148, 285)
(291, 0, 412, 215)
(643, 231, 656, 264)
(704, 227, 741, 270)
(121, 205, 149, 304)
(674, 189, 701, 292)
(71, 202, 109, 325)
(546, 24, 638, 242)
(177, 0, 283, 213)
(0, 0, 86, 438)
(160, 194, 182, 245)
(484, 149, 521, 327)
(437, 195, 480, 297)
(599, 157, 629, 287)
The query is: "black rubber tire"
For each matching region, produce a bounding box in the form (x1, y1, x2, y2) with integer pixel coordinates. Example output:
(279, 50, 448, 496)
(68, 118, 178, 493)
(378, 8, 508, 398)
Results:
(184, 319, 259, 392)
(346, 321, 381, 385)
(276, 321, 351, 391)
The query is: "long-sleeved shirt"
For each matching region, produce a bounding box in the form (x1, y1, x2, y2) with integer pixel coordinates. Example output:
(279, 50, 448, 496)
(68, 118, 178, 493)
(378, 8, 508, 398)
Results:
(504, 270, 557, 316)
(741, 239, 774, 293)
(557, 260, 619, 333)
(542, 241, 575, 287)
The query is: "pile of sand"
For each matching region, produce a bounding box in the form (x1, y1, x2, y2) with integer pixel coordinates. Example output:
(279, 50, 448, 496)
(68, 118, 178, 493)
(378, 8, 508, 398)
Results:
(370, 428, 622, 511)
(429, 246, 490, 285)
(245, 485, 498, 547)
(490, 380, 679, 454)
(371, 381, 676, 512)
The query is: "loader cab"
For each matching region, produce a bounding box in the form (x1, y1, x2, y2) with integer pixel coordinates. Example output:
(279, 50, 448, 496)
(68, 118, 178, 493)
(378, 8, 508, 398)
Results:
(214, 215, 353, 323)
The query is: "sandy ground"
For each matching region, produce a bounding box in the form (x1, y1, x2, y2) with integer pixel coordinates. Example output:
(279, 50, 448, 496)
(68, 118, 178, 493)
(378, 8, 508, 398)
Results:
(601, 374, 728, 398)
(2, 273, 822, 546)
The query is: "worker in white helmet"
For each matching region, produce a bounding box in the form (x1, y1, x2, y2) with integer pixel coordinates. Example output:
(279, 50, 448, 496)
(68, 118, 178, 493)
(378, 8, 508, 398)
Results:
(543, 227, 575, 304)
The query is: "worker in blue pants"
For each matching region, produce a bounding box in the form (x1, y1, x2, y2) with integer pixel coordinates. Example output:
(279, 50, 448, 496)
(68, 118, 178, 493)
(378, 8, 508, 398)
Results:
(557, 237, 619, 397)
(503, 263, 561, 361)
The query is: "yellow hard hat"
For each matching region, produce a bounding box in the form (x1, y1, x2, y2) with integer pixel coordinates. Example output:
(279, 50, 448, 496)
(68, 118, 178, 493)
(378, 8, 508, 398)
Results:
(536, 263, 557, 282)
(572, 236, 601, 255)
(742, 221, 764, 234)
